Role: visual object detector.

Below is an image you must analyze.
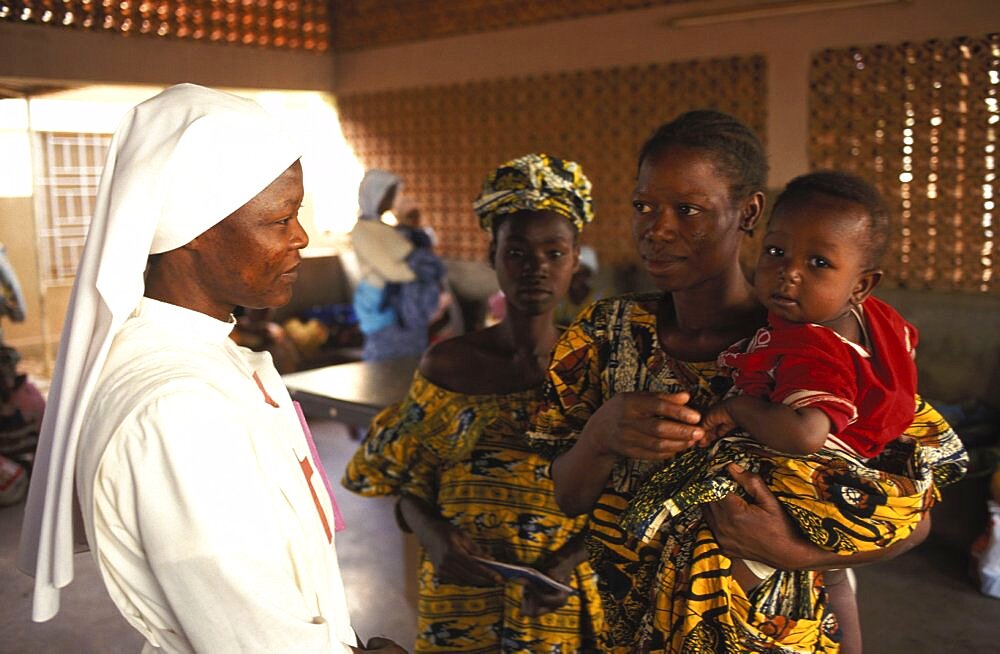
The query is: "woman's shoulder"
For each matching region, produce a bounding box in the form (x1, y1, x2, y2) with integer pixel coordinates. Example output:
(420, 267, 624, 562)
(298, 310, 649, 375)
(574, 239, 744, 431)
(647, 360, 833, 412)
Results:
(420, 327, 555, 396)
(420, 332, 485, 381)
(418, 330, 516, 395)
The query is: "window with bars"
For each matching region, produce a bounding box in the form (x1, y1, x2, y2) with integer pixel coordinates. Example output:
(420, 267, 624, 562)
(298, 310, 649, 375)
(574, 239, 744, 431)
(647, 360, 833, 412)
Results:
(32, 131, 111, 285)
(810, 33, 999, 293)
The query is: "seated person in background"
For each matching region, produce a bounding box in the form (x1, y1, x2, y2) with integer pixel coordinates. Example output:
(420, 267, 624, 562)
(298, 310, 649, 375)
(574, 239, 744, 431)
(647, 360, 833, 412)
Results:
(343, 153, 602, 653)
(0, 345, 43, 506)
(394, 196, 435, 249)
(351, 171, 445, 361)
(0, 345, 43, 470)
(231, 307, 302, 374)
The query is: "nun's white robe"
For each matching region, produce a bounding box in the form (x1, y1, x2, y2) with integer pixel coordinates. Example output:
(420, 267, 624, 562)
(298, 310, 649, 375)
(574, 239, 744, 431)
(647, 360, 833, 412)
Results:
(77, 298, 357, 653)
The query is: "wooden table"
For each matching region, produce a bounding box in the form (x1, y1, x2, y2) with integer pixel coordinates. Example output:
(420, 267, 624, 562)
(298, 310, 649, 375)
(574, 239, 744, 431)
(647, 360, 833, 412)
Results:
(281, 357, 419, 427)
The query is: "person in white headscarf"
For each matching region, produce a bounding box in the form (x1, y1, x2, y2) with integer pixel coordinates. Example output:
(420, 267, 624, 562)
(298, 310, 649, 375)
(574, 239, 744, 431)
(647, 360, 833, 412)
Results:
(349, 171, 445, 361)
(16, 84, 406, 654)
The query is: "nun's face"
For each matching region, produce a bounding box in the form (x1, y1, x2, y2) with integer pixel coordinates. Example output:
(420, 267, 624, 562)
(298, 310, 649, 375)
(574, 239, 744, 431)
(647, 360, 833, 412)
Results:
(194, 161, 307, 312)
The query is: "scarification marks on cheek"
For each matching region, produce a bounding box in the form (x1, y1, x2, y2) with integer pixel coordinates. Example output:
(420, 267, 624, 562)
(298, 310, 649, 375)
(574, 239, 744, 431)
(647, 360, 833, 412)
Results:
(688, 226, 712, 245)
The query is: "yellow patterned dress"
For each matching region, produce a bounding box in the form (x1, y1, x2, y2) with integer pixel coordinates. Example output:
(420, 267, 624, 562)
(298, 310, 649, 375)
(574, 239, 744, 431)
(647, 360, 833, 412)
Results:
(342, 372, 602, 653)
(529, 292, 968, 654)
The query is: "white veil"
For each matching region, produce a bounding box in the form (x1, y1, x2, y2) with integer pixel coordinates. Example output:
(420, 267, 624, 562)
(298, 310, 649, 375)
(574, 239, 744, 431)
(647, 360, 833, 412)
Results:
(17, 83, 301, 621)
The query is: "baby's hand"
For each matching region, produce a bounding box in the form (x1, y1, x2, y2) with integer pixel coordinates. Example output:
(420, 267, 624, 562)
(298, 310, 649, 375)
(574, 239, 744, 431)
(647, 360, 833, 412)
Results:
(700, 401, 738, 446)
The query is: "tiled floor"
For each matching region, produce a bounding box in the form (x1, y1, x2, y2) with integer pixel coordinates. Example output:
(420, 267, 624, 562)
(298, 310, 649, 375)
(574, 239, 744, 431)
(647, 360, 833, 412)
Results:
(1, 418, 996, 653)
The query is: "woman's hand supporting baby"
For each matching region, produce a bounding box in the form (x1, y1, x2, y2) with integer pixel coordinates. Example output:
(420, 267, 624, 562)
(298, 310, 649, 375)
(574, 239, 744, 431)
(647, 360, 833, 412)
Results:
(705, 463, 932, 570)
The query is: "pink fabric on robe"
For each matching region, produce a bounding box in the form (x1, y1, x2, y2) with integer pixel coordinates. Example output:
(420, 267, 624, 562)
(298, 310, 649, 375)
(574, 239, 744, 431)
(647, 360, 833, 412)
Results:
(294, 401, 346, 532)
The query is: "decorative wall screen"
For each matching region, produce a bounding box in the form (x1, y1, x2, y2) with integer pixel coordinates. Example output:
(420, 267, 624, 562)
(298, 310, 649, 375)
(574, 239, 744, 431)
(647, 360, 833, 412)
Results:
(32, 131, 111, 285)
(810, 33, 1000, 293)
(337, 55, 766, 265)
(0, 1, 329, 52)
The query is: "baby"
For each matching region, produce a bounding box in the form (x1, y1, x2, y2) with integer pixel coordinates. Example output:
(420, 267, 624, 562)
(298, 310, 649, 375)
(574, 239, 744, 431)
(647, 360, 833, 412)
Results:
(702, 170, 918, 460)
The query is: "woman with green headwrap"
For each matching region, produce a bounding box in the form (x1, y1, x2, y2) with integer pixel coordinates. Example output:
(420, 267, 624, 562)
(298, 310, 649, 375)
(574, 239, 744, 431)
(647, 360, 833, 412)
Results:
(342, 154, 602, 653)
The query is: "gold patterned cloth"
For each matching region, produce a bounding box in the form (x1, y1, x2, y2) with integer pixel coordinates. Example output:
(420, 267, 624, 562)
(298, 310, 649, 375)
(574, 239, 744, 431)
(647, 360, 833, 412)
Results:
(529, 292, 968, 653)
(620, 423, 953, 550)
(342, 372, 602, 653)
(472, 153, 594, 233)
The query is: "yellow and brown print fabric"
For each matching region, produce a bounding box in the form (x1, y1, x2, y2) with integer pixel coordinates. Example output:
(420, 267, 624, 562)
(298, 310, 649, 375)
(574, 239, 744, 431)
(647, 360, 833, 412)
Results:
(621, 407, 962, 550)
(472, 153, 594, 234)
(342, 372, 602, 653)
(529, 292, 968, 653)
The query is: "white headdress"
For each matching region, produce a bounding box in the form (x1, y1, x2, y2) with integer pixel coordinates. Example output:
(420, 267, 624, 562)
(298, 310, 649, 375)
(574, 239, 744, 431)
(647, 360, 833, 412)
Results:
(357, 169, 401, 220)
(17, 83, 300, 621)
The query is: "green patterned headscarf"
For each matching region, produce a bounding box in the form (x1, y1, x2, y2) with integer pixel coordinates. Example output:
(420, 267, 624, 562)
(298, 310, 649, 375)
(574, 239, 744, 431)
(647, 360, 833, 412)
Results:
(473, 153, 594, 233)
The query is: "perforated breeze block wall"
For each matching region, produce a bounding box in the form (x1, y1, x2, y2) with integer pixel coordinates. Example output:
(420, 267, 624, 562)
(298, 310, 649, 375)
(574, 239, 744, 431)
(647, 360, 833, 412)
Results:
(337, 55, 766, 266)
(810, 33, 999, 293)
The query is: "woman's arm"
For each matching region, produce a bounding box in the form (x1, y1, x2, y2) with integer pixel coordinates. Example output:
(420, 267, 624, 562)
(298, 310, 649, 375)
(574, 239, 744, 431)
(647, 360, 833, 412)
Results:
(704, 463, 930, 570)
(551, 391, 704, 516)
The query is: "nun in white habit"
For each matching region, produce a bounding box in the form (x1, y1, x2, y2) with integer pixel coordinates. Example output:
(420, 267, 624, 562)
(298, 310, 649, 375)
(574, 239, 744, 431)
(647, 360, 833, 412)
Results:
(17, 84, 406, 654)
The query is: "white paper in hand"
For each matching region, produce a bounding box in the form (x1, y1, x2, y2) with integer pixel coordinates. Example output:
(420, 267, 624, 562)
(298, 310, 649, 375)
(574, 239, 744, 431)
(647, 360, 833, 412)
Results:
(472, 557, 577, 595)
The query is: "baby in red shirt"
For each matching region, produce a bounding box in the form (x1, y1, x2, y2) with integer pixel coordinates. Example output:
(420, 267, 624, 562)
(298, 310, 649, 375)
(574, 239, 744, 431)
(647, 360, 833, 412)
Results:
(702, 170, 918, 460)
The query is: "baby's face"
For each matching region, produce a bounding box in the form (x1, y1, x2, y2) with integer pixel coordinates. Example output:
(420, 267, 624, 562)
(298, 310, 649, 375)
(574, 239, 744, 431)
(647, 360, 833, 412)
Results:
(754, 195, 872, 326)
